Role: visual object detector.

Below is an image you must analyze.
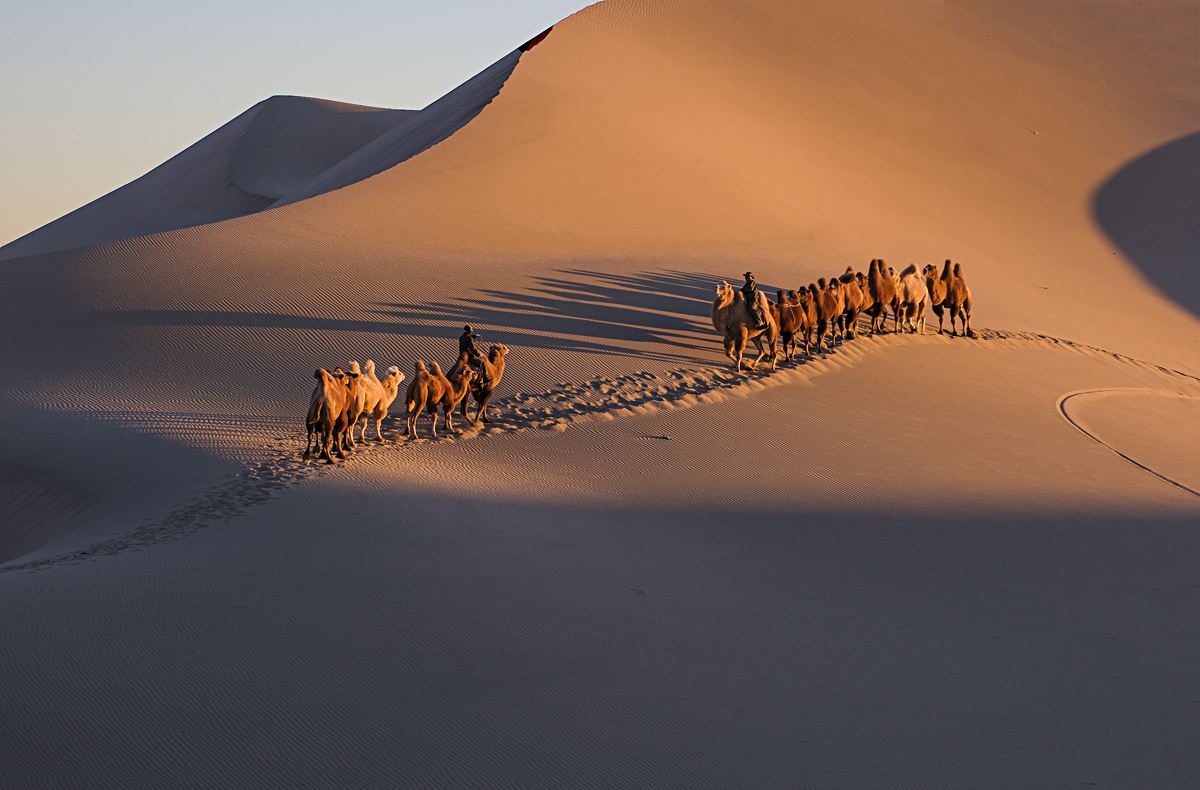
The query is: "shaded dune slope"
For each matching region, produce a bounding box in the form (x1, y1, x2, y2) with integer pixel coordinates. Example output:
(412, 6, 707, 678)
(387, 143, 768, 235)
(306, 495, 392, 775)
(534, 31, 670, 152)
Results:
(0, 41, 530, 259)
(1093, 131, 1200, 317)
(0, 97, 411, 260)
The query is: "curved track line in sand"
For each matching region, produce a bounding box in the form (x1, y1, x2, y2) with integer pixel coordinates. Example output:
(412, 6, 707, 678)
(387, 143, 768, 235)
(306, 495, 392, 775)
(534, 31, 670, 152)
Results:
(1056, 388, 1200, 499)
(4, 327, 1199, 574)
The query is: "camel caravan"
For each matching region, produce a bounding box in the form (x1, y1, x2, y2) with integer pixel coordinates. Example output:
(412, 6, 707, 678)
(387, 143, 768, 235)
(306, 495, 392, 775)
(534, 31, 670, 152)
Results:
(303, 259, 969, 462)
(714, 259, 974, 370)
(304, 329, 509, 464)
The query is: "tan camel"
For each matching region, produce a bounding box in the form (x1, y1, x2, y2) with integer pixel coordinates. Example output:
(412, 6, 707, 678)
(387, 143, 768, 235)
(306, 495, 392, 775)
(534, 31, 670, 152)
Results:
(338, 362, 369, 451)
(404, 360, 447, 439)
(712, 281, 779, 371)
(357, 360, 405, 443)
(333, 364, 366, 454)
(866, 259, 898, 334)
(896, 264, 929, 334)
(304, 367, 348, 464)
(450, 344, 509, 424)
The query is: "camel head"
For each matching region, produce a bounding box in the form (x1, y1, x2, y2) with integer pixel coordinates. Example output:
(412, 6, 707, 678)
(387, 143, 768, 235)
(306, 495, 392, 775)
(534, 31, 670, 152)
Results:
(488, 344, 508, 362)
(333, 367, 346, 379)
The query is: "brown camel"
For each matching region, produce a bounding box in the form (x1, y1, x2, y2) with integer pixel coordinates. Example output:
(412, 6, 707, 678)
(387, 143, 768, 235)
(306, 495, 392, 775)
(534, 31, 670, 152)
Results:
(773, 289, 816, 361)
(304, 367, 348, 464)
(812, 279, 841, 350)
(450, 343, 509, 424)
(922, 262, 950, 335)
(357, 360, 405, 443)
(947, 262, 974, 337)
(857, 270, 875, 318)
(866, 259, 898, 334)
(896, 264, 929, 334)
(712, 281, 779, 371)
(437, 355, 477, 432)
(838, 267, 865, 340)
(404, 360, 447, 439)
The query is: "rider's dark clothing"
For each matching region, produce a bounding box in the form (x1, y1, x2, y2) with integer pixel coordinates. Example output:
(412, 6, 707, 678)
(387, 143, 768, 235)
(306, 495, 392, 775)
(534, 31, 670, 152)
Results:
(459, 329, 490, 385)
(742, 278, 765, 328)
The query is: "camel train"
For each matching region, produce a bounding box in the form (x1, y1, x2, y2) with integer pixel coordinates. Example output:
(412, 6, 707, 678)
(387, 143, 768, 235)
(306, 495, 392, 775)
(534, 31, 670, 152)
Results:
(304, 257, 970, 462)
(304, 345, 508, 464)
(715, 258, 974, 370)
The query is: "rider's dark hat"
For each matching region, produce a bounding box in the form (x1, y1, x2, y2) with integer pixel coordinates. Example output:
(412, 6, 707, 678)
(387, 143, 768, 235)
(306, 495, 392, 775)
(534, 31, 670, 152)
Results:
(744, 272, 754, 278)
(463, 324, 472, 332)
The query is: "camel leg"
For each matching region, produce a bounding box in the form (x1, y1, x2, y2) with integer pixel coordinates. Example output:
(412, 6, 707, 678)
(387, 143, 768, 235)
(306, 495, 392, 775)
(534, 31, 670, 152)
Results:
(475, 390, 495, 424)
(304, 426, 314, 461)
(444, 405, 455, 433)
(949, 305, 960, 336)
(374, 412, 385, 442)
(964, 308, 974, 338)
(321, 426, 334, 463)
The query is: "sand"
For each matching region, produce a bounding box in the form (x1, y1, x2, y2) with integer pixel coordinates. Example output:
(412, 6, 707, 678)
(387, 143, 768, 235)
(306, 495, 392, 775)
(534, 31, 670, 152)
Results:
(1, 1, 1198, 787)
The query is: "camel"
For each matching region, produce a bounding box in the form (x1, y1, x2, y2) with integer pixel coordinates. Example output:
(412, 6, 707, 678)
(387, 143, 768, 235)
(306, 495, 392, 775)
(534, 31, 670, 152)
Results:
(304, 367, 348, 464)
(896, 264, 929, 334)
(946, 261, 974, 337)
(712, 282, 779, 372)
(337, 362, 369, 452)
(857, 271, 875, 319)
(773, 289, 815, 361)
(450, 343, 509, 424)
(437, 355, 477, 433)
(404, 360, 448, 439)
(812, 279, 841, 351)
(332, 364, 366, 455)
(356, 360, 405, 443)
(922, 261, 950, 335)
(866, 259, 898, 334)
(838, 268, 865, 340)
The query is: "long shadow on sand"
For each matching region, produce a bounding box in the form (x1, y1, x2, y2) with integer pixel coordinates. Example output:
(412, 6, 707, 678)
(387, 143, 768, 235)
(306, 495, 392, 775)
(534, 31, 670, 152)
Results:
(100, 269, 727, 366)
(1092, 130, 1200, 317)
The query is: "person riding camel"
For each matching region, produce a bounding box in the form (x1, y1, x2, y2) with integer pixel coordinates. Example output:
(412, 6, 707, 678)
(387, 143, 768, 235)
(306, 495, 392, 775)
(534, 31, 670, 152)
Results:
(459, 324, 491, 387)
(742, 272, 767, 329)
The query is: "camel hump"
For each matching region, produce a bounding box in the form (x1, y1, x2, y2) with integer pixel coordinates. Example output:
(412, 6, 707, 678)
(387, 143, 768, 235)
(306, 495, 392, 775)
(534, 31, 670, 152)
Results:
(414, 359, 427, 374)
(430, 362, 443, 375)
(942, 260, 953, 276)
(348, 360, 362, 375)
(363, 359, 376, 375)
(818, 277, 827, 288)
(900, 263, 918, 277)
(953, 262, 963, 277)
(313, 368, 326, 380)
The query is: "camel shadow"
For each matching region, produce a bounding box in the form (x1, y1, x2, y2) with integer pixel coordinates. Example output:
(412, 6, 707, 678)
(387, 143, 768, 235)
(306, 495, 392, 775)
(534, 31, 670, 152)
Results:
(100, 269, 733, 366)
(1092, 131, 1200, 317)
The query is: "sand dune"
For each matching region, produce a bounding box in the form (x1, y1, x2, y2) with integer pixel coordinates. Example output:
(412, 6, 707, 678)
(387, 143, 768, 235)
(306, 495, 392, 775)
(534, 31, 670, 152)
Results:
(1, 1, 1198, 786)
(0, 96, 411, 260)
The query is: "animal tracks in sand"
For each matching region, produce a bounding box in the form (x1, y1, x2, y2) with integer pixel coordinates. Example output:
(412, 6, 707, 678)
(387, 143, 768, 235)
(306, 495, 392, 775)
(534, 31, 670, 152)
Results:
(5, 327, 1198, 573)
(1057, 388, 1200, 498)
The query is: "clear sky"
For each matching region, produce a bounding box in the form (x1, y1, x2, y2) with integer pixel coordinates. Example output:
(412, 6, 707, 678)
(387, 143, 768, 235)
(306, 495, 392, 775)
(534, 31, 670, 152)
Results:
(0, 0, 593, 246)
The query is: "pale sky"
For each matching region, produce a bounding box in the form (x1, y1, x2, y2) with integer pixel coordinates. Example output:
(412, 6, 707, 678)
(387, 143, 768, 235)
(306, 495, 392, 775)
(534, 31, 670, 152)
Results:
(0, 1, 593, 246)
